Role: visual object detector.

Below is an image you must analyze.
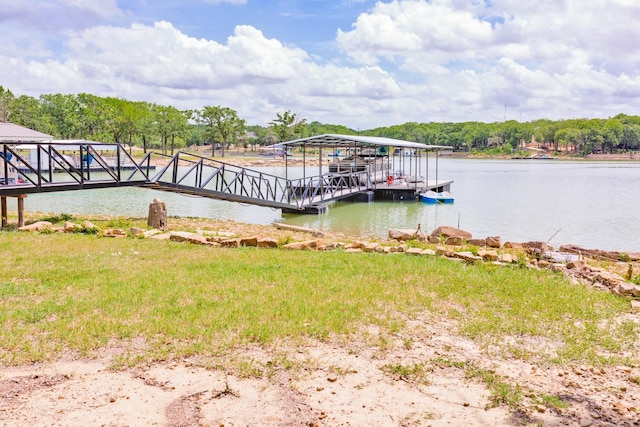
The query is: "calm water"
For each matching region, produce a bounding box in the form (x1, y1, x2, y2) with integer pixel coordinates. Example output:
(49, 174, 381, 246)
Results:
(20, 159, 640, 252)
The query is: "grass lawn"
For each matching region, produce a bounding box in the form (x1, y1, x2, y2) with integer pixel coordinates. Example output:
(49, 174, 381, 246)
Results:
(0, 232, 637, 367)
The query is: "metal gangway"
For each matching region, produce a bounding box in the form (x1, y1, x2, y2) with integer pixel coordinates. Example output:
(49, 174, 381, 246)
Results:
(0, 142, 371, 212)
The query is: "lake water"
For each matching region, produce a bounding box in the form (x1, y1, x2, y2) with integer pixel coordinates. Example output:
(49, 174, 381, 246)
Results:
(20, 158, 640, 252)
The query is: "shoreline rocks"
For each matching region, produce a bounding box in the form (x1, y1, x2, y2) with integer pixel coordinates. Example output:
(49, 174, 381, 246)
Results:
(14, 218, 640, 306)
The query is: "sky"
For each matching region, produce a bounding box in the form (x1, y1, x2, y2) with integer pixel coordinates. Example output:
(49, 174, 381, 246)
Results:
(1, 0, 639, 129)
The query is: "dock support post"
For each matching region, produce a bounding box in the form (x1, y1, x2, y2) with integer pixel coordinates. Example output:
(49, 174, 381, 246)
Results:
(1, 196, 6, 228)
(17, 195, 26, 227)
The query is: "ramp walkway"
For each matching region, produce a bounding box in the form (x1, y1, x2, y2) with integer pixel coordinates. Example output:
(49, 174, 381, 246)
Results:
(0, 142, 370, 212)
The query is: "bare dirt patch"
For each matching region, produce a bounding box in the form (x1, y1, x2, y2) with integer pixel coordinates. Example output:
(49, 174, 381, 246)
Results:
(1, 318, 639, 426)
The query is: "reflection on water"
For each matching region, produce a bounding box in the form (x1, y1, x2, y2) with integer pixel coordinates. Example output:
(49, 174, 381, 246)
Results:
(21, 159, 640, 252)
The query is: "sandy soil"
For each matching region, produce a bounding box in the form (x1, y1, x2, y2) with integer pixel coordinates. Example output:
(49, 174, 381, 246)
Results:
(1, 316, 639, 427)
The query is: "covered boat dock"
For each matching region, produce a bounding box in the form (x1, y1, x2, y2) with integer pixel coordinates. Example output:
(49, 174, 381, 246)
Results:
(274, 134, 454, 210)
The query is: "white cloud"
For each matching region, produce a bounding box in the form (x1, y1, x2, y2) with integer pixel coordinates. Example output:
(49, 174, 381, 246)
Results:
(1, 0, 640, 128)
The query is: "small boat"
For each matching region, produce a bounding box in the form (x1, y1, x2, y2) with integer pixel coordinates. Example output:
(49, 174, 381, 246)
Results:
(419, 190, 454, 204)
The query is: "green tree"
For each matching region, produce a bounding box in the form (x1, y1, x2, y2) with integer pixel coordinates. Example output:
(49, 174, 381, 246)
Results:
(0, 86, 15, 122)
(195, 106, 246, 157)
(39, 93, 82, 139)
(602, 119, 623, 153)
(620, 123, 640, 151)
(10, 95, 41, 130)
(269, 110, 307, 142)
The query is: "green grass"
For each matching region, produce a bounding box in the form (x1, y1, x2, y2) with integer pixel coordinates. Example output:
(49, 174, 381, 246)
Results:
(0, 232, 637, 367)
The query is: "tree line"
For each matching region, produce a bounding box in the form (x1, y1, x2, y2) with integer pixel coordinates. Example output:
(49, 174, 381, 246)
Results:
(2, 86, 640, 156)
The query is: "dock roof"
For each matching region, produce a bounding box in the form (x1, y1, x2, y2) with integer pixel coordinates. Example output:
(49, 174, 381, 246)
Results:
(0, 122, 53, 142)
(275, 134, 452, 151)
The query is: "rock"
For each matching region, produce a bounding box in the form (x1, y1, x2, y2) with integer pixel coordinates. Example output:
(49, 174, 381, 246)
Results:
(453, 252, 482, 263)
(325, 242, 343, 251)
(388, 228, 425, 241)
(484, 236, 501, 248)
(566, 260, 586, 270)
(467, 238, 486, 247)
(421, 249, 436, 256)
(197, 229, 237, 238)
(579, 418, 594, 427)
(504, 241, 523, 249)
(103, 228, 127, 238)
(428, 235, 441, 244)
(147, 198, 168, 231)
(435, 246, 455, 257)
(257, 238, 278, 248)
(64, 221, 77, 232)
(282, 240, 322, 250)
(444, 236, 463, 246)
(240, 236, 259, 247)
(18, 221, 52, 232)
(130, 227, 145, 237)
(82, 220, 97, 230)
(559, 244, 622, 261)
(143, 229, 162, 238)
(523, 241, 554, 251)
(534, 404, 547, 413)
(499, 253, 514, 263)
(430, 226, 472, 240)
(631, 300, 640, 313)
(345, 248, 363, 253)
(478, 250, 499, 261)
(627, 252, 640, 261)
(538, 260, 550, 268)
(363, 243, 381, 253)
(616, 282, 640, 297)
(170, 231, 211, 245)
(405, 248, 423, 256)
(220, 239, 240, 248)
(149, 233, 171, 240)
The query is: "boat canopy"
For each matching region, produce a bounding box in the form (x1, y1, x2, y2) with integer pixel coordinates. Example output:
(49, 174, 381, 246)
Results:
(271, 134, 452, 152)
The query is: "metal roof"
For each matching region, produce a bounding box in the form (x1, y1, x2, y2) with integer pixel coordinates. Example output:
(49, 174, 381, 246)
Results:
(0, 122, 53, 142)
(274, 134, 452, 151)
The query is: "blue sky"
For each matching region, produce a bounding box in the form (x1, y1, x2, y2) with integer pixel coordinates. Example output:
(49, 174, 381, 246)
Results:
(1, 0, 640, 129)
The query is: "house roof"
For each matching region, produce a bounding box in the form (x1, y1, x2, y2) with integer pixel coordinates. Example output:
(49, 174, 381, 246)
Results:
(0, 122, 53, 142)
(273, 134, 452, 151)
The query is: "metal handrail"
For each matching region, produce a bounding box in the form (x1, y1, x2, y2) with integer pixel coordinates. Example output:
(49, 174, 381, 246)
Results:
(0, 145, 371, 210)
(146, 151, 370, 210)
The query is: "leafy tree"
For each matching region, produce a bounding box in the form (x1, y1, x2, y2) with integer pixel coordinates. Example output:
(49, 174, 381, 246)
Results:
(0, 86, 15, 122)
(602, 119, 623, 153)
(10, 95, 41, 130)
(153, 105, 189, 155)
(39, 93, 83, 139)
(195, 106, 246, 157)
(620, 124, 640, 150)
(269, 110, 307, 142)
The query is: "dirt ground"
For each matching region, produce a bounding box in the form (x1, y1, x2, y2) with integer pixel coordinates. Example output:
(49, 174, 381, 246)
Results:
(1, 316, 639, 427)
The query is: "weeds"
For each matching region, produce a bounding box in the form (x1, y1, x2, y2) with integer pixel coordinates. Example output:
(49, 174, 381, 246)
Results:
(381, 362, 430, 384)
(465, 364, 523, 409)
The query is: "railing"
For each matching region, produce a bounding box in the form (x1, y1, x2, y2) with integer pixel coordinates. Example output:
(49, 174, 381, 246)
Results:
(0, 142, 153, 195)
(145, 151, 370, 210)
(0, 145, 371, 211)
